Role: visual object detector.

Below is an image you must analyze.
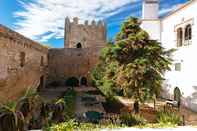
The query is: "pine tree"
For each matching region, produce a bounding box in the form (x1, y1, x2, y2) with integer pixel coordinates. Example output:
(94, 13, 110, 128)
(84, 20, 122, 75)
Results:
(114, 17, 174, 113)
(91, 17, 174, 113)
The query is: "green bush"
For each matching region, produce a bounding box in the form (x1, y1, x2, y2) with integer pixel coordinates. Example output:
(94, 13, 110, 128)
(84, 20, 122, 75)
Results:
(156, 110, 182, 125)
(64, 89, 76, 119)
(46, 119, 78, 131)
(120, 113, 147, 126)
(45, 119, 125, 131)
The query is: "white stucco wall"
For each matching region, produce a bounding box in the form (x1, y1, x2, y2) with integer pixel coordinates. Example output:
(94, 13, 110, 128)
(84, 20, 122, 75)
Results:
(160, 0, 197, 112)
(141, 20, 161, 41)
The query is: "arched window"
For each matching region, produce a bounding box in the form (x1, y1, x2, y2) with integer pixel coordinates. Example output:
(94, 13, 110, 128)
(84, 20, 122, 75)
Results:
(20, 52, 25, 67)
(174, 87, 181, 108)
(76, 42, 82, 48)
(185, 24, 192, 40)
(177, 28, 183, 47)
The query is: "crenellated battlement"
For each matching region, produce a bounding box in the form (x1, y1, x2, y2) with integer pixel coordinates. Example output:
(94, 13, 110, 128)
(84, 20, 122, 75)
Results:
(0, 24, 48, 53)
(66, 17, 106, 28)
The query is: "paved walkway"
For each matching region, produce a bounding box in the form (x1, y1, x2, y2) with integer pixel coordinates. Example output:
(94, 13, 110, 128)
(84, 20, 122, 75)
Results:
(116, 96, 197, 125)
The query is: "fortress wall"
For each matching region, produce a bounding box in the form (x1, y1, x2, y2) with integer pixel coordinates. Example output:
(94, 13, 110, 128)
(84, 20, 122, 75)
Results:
(0, 25, 48, 103)
(47, 47, 102, 85)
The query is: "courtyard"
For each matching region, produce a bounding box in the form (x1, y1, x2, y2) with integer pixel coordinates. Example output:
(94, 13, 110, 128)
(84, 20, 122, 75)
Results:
(39, 86, 197, 126)
(1, 0, 197, 130)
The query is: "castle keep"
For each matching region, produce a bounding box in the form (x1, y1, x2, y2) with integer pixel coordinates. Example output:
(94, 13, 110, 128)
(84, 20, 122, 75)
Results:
(0, 17, 106, 102)
(47, 17, 107, 85)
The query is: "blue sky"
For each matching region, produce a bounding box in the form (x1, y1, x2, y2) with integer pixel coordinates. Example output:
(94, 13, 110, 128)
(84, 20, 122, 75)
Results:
(0, 0, 188, 48)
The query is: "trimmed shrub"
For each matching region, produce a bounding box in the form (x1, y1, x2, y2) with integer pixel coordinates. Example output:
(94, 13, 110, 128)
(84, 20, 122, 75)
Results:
(120, 113, 147, 126)
(156, 110, 182, 125)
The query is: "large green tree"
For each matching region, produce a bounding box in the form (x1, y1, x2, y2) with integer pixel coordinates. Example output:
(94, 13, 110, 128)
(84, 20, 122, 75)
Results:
(91, 17, 174, 113)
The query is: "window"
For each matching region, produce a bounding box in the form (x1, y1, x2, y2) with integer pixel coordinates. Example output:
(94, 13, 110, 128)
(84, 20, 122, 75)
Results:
(175, 63, 181, 71)
(177, 28, 183, 47)
(40, 56, 44, 66)
(20, 52, 25, 67)
(185, 24, 192, 41)
(76, 42, 82, 48)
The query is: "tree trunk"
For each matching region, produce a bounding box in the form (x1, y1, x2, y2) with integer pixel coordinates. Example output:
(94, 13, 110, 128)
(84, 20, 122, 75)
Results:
(133, 101, 139, 113)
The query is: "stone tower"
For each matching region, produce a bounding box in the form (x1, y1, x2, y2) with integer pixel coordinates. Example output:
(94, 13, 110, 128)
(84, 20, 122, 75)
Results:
(141, 0, 161, 41)
(64, 17, 107, 48)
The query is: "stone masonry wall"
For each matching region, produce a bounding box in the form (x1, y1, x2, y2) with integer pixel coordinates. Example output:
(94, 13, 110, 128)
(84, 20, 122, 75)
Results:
(0, 25, 48, 103)
(47, 47, 102, 85)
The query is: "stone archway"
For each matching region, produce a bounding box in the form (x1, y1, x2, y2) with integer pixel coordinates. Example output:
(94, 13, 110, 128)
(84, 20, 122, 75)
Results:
(80, 77, 87, 86)
(174, 87, 181, 108)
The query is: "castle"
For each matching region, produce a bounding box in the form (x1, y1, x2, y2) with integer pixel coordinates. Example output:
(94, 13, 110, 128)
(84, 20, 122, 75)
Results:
(0, 17, 106, 103)
(0, 0, 197, 112)
(47, 17, 107, 85)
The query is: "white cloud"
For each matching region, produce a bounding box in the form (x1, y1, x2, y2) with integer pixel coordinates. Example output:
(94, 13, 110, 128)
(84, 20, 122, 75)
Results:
(14, 0, 139, 42)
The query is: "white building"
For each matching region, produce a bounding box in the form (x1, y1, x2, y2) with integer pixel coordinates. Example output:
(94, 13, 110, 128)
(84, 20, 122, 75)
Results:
(141, 0, 197, 112)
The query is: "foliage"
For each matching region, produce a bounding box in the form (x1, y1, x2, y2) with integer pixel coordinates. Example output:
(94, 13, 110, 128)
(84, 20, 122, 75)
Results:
(91, 42, 118, 98)
(45, 119, 125, 131)
(156, 110, 182, 125)
(51, 99, 66, 123)
(0, 101, 25, 131)
(135, 123, 177, 128)
(63, 89, 76, 120)
(0, 88, 41, 131)
(120, 113, 147, 126)
(91, 17, 174, 112)
(65, 77, 79, 87)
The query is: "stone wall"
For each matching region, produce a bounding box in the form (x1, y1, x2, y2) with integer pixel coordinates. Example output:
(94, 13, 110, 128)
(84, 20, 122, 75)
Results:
(47, 47, 102, 85)
(0, 25, 48, 103)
